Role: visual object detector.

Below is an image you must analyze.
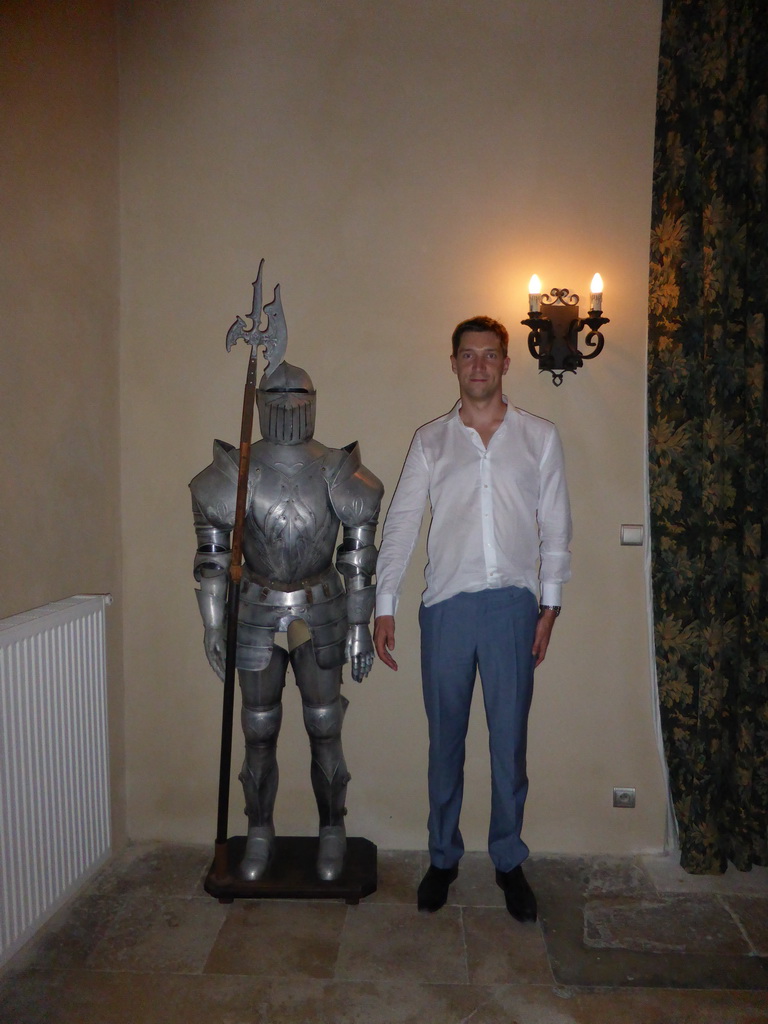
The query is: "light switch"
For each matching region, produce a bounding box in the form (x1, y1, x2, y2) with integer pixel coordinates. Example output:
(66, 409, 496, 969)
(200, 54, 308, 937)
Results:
(620, 524, 644, 546)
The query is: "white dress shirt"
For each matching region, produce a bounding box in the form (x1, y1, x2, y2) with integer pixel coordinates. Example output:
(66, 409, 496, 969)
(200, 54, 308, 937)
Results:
(375, 399, 572, 615)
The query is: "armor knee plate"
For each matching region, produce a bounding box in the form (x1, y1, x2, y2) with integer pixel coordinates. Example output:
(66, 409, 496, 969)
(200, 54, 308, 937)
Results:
(241, 703, 283, 745)
(302, 696, 348, 739)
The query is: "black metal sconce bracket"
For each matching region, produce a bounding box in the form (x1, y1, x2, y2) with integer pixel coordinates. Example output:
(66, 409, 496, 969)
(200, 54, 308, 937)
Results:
(522, 288, 609, 386)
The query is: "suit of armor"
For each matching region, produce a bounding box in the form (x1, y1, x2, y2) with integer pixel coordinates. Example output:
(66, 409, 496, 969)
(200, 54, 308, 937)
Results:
(190, 362, 383, 882)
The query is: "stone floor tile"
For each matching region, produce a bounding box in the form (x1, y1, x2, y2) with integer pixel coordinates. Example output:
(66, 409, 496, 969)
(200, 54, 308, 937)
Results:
(463, 906, 552, 985)
(5, 845, 768, 1024)
(367, 849, 425, 905)
(88, 842, 212, 900)
(5, 971, 768, 1024)
(204, 899, 348, 979)
(306, 980, 553, 1024)
(583, 856, 655, 897)
(538, 868, 768, 989)
(451, 851, 506, 907)
(725, 896, 768, 956)
(5, 970, 272, 1024)
(540, 892, 768, 987)
(335, 902, 467, 984)
(526, 854, 653, 901)
(0, 965, 68, 1024)
(583, 894, 751, 955)
(85, 892, 227, 973)
(525, 855, 597, 898)
(642, 854, 768, 895)
(21, 893, 127, 970)
(543, 986, 768, 1023)
(0, 972, 562, 1024)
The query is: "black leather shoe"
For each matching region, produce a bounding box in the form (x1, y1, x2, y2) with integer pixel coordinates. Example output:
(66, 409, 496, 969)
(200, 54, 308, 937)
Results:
(417, 864, 459, 912)
(496, 865, 537, 922)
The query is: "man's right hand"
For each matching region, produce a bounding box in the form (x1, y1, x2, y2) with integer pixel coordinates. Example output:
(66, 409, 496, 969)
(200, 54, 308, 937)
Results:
(373, 615, 398, 671)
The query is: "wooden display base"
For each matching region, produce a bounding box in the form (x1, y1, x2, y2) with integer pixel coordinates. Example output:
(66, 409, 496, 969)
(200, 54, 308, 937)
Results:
(204, 835, 377, 905)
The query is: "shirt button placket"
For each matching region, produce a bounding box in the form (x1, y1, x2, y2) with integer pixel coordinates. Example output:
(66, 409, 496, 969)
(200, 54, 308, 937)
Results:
(480, 451, 498, 586)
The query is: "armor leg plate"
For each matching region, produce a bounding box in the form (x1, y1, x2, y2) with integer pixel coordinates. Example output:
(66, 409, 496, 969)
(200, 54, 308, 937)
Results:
(237, 647, 288, 881)
(291, 640, 351, 880)
(239, 703, 283, 825)
(238, 702, 282, 881)
(302, 696, 350, 880)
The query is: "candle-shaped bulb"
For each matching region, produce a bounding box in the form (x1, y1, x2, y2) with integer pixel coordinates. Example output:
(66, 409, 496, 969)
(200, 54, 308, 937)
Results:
(528, 274, 542, 313)
(589, 273, 603, 312)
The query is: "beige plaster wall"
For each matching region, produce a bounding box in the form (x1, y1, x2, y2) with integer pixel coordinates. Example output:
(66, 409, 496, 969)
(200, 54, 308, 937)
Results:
(0, 1, 125, 844)
(120, 0, 668, 853)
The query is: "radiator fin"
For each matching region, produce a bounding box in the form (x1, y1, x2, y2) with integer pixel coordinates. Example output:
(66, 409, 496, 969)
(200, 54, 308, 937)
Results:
(0, 595, 111, 966)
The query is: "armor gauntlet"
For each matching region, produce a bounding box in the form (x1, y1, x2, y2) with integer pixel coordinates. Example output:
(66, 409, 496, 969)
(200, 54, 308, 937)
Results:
(336, 523, 378, 682)
(192, 498, 232, 681)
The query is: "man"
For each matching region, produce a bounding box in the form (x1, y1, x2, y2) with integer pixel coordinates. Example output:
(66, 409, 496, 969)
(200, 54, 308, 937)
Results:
(373, 315, 571, 921)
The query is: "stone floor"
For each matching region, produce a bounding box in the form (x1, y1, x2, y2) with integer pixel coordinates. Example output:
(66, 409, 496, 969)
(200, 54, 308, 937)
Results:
(2, 842, 768, 1023)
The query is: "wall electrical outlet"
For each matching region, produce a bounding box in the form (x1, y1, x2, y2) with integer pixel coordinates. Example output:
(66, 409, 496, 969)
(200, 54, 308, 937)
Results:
(620, 525, 644, 546)
(613, 787, 636, 808)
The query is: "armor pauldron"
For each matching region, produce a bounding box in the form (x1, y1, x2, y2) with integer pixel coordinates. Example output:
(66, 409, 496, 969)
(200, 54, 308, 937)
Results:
(327, 442, 384, 528)
(189, 442, 238, 529)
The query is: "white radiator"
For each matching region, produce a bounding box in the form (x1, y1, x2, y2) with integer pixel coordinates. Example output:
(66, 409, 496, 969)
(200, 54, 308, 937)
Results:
(0, 594, 112, 967)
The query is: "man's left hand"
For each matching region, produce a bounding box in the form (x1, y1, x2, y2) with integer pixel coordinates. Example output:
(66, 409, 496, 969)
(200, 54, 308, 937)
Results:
(532, 609, 558, 667)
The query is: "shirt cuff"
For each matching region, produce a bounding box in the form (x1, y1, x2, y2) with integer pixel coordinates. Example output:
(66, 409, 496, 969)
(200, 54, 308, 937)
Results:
(540, 583, 562, 606)
(375, 593, 396, 617)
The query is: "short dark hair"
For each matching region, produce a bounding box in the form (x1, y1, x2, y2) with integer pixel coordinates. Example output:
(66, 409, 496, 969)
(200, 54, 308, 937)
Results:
(451, 316, 509, 358)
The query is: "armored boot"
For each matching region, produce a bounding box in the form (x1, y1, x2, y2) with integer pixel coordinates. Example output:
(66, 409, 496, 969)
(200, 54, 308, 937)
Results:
(302, 694, 351, 881)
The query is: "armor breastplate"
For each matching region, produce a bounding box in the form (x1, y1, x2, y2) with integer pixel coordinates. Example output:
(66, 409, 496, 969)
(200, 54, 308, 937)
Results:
(242, 441, 340, 583)
(234, 439, 347, 672)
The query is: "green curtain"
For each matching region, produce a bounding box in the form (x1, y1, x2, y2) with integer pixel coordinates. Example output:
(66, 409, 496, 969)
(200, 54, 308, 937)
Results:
(648, 0, 768, 873)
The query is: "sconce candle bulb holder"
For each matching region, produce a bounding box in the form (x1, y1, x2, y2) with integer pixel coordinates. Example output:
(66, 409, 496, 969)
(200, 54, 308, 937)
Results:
(521, 285, 609, 386)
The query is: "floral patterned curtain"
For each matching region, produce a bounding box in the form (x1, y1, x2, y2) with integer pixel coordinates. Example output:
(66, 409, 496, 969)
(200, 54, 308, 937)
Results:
(648, 0, 768, 873)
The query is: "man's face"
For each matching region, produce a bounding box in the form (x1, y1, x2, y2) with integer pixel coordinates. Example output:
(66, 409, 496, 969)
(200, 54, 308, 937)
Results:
(451, 330, 510, 402)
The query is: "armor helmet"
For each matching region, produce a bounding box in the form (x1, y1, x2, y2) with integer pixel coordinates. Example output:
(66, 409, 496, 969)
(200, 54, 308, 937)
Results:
(257, 362, 316, 444)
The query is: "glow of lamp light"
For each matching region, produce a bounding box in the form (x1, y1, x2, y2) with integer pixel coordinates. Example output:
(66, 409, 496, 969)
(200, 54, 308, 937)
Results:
(528, 274, 542, 313)
(589, 273, 603, 312)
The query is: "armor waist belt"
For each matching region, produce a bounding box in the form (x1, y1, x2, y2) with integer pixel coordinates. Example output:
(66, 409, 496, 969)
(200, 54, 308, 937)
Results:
(240, 566, 344, 608)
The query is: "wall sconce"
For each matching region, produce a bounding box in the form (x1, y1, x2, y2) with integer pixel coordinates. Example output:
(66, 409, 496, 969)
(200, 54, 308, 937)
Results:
(521, 274, 609, 386)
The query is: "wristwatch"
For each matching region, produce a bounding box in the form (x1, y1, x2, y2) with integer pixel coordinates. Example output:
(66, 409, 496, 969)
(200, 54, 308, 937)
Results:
(539, 605, 561, 617)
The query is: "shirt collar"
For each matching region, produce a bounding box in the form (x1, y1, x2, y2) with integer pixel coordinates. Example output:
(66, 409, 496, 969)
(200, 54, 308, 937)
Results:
(451, 394, 513, 420)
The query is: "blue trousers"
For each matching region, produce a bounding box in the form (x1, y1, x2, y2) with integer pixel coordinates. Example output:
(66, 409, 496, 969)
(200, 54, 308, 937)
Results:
(419, 586, 539, 872)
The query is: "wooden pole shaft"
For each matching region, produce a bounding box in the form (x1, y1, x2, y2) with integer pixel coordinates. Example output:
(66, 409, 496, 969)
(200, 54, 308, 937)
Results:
(213, 346, 260, 864)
